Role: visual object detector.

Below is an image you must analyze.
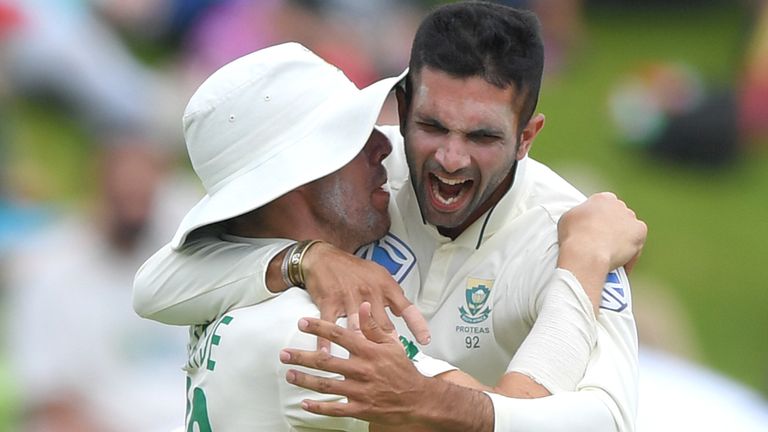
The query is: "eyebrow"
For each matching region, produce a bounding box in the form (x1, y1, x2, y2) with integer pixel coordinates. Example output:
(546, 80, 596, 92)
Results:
(467, 128, 504, 138)
(415, 115, 446, 128)
(415, 114, 505, 138)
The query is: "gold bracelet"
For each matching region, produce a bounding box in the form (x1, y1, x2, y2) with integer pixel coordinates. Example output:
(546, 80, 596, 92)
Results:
(280, 242, 298, 288)
(286, 240, 323, 288)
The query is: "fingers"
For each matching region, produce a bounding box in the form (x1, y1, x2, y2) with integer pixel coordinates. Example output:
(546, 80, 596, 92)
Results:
(400, 305, 431, 345)
(343, 295, 362, 334)
(624, 254, 638, 274)
(317, 308, 338, 352)
(359, 302, 397, 344)
(384, 288, 431, 345)
(285, 368, 350, 399)
(280, 348, 349, 376)
(368, 296, 396, 336)
(594, 191, 617, 200)
(300, 398, 355, 418)
(347, 313, 361, 335)
(315, 336, 331, 352)
(297, 317, 367, 354)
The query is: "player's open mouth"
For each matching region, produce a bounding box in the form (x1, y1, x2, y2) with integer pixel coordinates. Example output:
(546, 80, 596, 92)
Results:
(428, 173, 473, 211)
(372, 179, 390, 209)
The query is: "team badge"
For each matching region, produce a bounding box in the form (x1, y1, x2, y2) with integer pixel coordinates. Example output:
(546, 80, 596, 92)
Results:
(459, 278, 493, 324)
(601, 270, 629, 312)
(356, 233, 416, 283)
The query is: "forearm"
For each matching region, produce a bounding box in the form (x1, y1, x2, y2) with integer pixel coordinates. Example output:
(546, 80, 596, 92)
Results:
(556, 242, 611, 315)
(502, 268, 637, 431)
(437, 369, 616, 432)
(132, 237, 292, 324)
(506, 268, 597, 394)
(409, 378, 495, 432)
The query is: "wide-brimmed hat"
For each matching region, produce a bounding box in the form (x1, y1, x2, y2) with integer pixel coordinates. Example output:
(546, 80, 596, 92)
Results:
(170, 42, 406, 249)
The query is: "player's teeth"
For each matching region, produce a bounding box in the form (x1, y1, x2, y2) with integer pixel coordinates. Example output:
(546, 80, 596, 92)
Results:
(435, 194, 458, 205)
(431, 181, 461, 205)
(435, 175, 468, 185)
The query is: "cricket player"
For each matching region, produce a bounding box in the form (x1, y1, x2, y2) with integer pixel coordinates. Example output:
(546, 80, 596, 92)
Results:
(136, 3, 646, 431)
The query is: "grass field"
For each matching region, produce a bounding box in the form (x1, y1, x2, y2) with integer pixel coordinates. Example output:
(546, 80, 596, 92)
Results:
(1, 2, 766, 428)
(534, 4, 768, 395)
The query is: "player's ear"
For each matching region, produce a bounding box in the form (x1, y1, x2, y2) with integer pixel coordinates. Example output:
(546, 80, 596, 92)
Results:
(516, 113, 545, 160)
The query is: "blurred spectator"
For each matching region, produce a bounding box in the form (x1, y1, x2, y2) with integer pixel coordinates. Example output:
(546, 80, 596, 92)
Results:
(170, 0, 424, 124)
(3, 145, 197, 432)
(608, 62, 740, 168)
(608, 0, 768, 167)
(0, 0, 172, 149)
(738, 0, 768, 145)
(179, 0, 419, 86)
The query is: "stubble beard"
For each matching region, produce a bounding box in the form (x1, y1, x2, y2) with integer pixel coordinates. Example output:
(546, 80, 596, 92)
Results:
(315, 176, 389, 252)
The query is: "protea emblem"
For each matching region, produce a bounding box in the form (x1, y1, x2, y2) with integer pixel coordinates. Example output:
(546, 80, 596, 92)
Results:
(459, 279, 493, 324)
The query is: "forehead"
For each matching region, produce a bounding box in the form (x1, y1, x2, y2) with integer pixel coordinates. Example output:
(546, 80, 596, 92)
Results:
(410, 68, 520, 131)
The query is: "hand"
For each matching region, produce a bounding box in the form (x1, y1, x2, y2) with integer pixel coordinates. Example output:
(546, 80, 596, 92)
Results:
(302, 242, 430, 350)
(557, 192, 647, 308)
(280, 302, 428, 425)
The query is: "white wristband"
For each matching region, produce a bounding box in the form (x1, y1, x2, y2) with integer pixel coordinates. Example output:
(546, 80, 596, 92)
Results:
(400, 336, 458, 378)
(506, 268, 597, 393)
(484, 390, 615, 431)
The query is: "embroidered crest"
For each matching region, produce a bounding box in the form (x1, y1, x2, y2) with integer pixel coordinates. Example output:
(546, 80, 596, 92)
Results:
(355, 233, 416, 283)
(459, 278, 493, 324)
(601, 271, 629, 312)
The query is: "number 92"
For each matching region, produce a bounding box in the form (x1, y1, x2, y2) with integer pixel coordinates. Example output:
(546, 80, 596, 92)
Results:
(465, 336, 480, 349)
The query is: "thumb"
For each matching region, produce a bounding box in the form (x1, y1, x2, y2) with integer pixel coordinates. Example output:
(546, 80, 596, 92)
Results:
(359, 302, 395, 344)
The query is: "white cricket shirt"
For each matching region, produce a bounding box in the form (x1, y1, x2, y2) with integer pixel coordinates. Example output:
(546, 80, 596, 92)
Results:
(134, 125, 638, 431)
(184, 237, 368, 432)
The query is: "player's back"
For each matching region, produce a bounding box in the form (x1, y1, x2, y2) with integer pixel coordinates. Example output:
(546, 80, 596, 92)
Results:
(184, 288, 368, 431)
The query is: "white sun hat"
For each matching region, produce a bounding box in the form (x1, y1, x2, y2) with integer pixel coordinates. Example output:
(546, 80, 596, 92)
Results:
(170, 42, 407, 249)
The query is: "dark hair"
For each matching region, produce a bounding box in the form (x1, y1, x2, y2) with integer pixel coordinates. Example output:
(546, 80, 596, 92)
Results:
(407, 1, 544, 131)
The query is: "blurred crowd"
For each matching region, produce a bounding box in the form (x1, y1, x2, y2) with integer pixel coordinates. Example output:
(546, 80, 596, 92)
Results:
(0, 1, 440, 429)
(0, 0, 766, 431)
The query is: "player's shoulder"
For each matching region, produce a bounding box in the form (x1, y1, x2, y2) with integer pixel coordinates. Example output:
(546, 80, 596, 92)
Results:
(223, 289, 319, 336)
(525, 158, 586, 225)
(189, 289, 321, 374)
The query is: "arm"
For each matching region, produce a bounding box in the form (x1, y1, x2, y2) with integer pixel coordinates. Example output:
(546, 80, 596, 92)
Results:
(281, 193, 645, 431)
(281, 282, 626, 432)
(483, 193, 644, 431)
(283, 305, 494, 432)
(132, 232, 292, 324)
(132, 231, 430, 344)
(496, 268, 638, 432)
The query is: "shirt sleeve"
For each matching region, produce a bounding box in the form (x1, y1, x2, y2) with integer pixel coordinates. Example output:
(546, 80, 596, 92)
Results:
(503, 266, 638, 432)
(132, 233, 294, 325)
(575, 267, 639, 432)
(484, 390, 616, 431)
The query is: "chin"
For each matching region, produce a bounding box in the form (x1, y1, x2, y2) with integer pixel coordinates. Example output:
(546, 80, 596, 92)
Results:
(365, 217, 391, 242)
(424, 207, 467, 229)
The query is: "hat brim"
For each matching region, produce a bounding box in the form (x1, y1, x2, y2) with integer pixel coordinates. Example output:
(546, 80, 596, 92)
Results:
(170, 70, 407, 249)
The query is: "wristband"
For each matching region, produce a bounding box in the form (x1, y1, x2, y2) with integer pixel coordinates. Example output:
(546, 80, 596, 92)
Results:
(286, 240, 323, 288)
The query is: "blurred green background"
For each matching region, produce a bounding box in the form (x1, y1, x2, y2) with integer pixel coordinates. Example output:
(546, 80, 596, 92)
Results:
(2, 1, 766, 429)
(534, 3, 768, 397)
